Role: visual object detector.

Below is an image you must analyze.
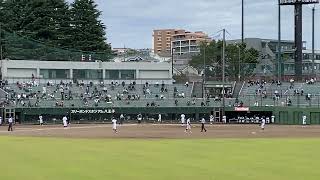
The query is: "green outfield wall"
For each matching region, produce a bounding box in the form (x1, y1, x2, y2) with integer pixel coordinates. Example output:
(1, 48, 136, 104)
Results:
(6, 106, 320, 125)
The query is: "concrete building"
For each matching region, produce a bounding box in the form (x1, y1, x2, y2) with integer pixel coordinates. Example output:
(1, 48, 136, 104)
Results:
(153, 29, 176, 56)
(171, 30, 211, 56)
(153, 29, 211, 56)
(227, 38, 320, 78)
(0, 60, 173, 84)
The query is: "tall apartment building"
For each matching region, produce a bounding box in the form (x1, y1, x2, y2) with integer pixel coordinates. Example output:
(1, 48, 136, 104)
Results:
(153, 29, 176, 56)
(171, 30, 211, 55)
(153, 29, 211, 56)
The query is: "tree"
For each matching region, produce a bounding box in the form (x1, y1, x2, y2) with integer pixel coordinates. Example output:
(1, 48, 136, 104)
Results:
(0, 0, 113, 61)
(190, 41, 259, 80)
(70, 0, 111, 52)
(1, 0, 71, 46)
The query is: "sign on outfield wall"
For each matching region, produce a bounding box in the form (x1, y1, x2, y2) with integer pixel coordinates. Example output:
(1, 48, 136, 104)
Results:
(235, 107, 250, 112)
(71, 109, 115, 114)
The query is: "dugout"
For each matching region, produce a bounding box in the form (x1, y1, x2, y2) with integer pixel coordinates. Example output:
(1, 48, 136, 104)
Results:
(14, 106, 217, 124)
(224, 107, 273, 124)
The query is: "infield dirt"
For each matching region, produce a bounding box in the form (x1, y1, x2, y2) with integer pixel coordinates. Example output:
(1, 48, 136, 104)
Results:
(1, 124, 320, 139)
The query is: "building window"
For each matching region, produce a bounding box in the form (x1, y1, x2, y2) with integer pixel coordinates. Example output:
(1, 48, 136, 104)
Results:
(73, 69, 103, 80)
(40, 69, 70, 79)
(105, 70, 135, 80)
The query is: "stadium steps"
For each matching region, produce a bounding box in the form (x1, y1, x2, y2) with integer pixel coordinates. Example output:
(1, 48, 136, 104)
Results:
(233, 81, 244, 98)
(191, 82, 203, 98)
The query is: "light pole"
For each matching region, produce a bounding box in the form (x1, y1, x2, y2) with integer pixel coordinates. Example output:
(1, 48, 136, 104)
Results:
(312, 5, 315, 76)
(277, 0, 282, 82)
(241, 0, 244, 43)
(222, 29, 226, 116)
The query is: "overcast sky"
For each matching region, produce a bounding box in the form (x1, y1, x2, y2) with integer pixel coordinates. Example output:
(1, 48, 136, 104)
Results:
(74, 0, 320, 49)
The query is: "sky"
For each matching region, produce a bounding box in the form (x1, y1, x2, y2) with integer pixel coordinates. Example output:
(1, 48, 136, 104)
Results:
(70, 0, 320, 49)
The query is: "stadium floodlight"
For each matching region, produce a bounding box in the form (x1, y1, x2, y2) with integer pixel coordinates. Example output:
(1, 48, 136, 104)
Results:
(279, 0, 319, 81)
(280, 0, 319, 5)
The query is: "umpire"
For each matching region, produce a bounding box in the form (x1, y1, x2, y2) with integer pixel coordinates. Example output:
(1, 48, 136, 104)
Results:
(201, 117, 207, 132)
(8, 116, 13, 131)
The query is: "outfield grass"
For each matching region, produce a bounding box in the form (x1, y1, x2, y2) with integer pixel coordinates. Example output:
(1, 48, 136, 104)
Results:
(0, 137, 319, 180)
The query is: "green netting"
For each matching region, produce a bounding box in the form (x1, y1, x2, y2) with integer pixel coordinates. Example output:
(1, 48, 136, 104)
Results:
(0, 28, 113, 61)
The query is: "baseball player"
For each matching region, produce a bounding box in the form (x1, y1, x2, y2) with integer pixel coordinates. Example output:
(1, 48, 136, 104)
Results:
(158, 114, 162, 123)
(222, 115, 227, 124)
(119, 114, 125, 125)
(185, 118, 192, 133)
(39, 115, 43, 126)
(0, 116, 2, 126)
(266, 117, 270, 124)
(137, 114, 142, 124)
(181, 114, 186, 126)
(62, 115, 68, 128)
(209, 115, 214, 125)
(261, 117, 266, 131)
(8, 116, 13, 131)
(302, 115, 307, 126)
(271, 116, 275, 123)
(201, 117, 207, 132)
(112, 118, 118, 133)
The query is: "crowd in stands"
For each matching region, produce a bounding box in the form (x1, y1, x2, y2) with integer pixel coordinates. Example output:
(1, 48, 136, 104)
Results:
(0, 79, 208, 108)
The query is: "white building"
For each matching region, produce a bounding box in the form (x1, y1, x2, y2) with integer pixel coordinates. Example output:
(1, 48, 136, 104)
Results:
(0, 60, 173, 84)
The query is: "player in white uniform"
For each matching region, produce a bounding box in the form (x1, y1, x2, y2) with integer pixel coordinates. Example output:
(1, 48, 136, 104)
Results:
(261, 118, 266, 131)
(302, 115, 307, 126)
(0, 116, 2, 126)
(39, 115, 43, 126)
(266, 117, 270, 124)
(119, 114, 125, 125)
(181, 114, 185, 126)
(137, 114, 142, 124)
(62, 116, 68, 128)
(158, 114, 162, 123)
(210, 115, 214, 125)
(222, 115, 227, 124)
(271, 116, 275, 124)
(112, 118, 118, 133)
(185, 118, 192, 133)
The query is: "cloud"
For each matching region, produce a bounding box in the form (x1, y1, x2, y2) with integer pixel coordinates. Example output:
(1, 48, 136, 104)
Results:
(70, 0, 320, 49)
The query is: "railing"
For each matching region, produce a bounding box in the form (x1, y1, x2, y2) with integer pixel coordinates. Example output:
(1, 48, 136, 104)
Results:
(3, 77, 174, 85)
(236, 94, 320, 108)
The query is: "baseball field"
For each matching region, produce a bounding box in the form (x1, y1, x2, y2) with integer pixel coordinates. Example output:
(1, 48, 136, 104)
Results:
(0, 124, 320, 180)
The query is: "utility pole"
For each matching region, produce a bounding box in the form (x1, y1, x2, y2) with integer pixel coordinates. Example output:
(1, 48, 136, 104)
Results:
(238, 45, 241, 81)
(171, 45, 174, 77)
(277, 0, 281, 82)
(312, 5, 315, 76)
(222, 29, 226, 116)
(203, 45, 206, 99)
(241, 0, 244, 43)
(0, 23, 2, 60)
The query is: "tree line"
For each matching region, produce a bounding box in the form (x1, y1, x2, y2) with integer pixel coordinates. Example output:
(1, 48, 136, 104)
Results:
(190, 41, 259, 80)
(0, 0, 112, 61)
